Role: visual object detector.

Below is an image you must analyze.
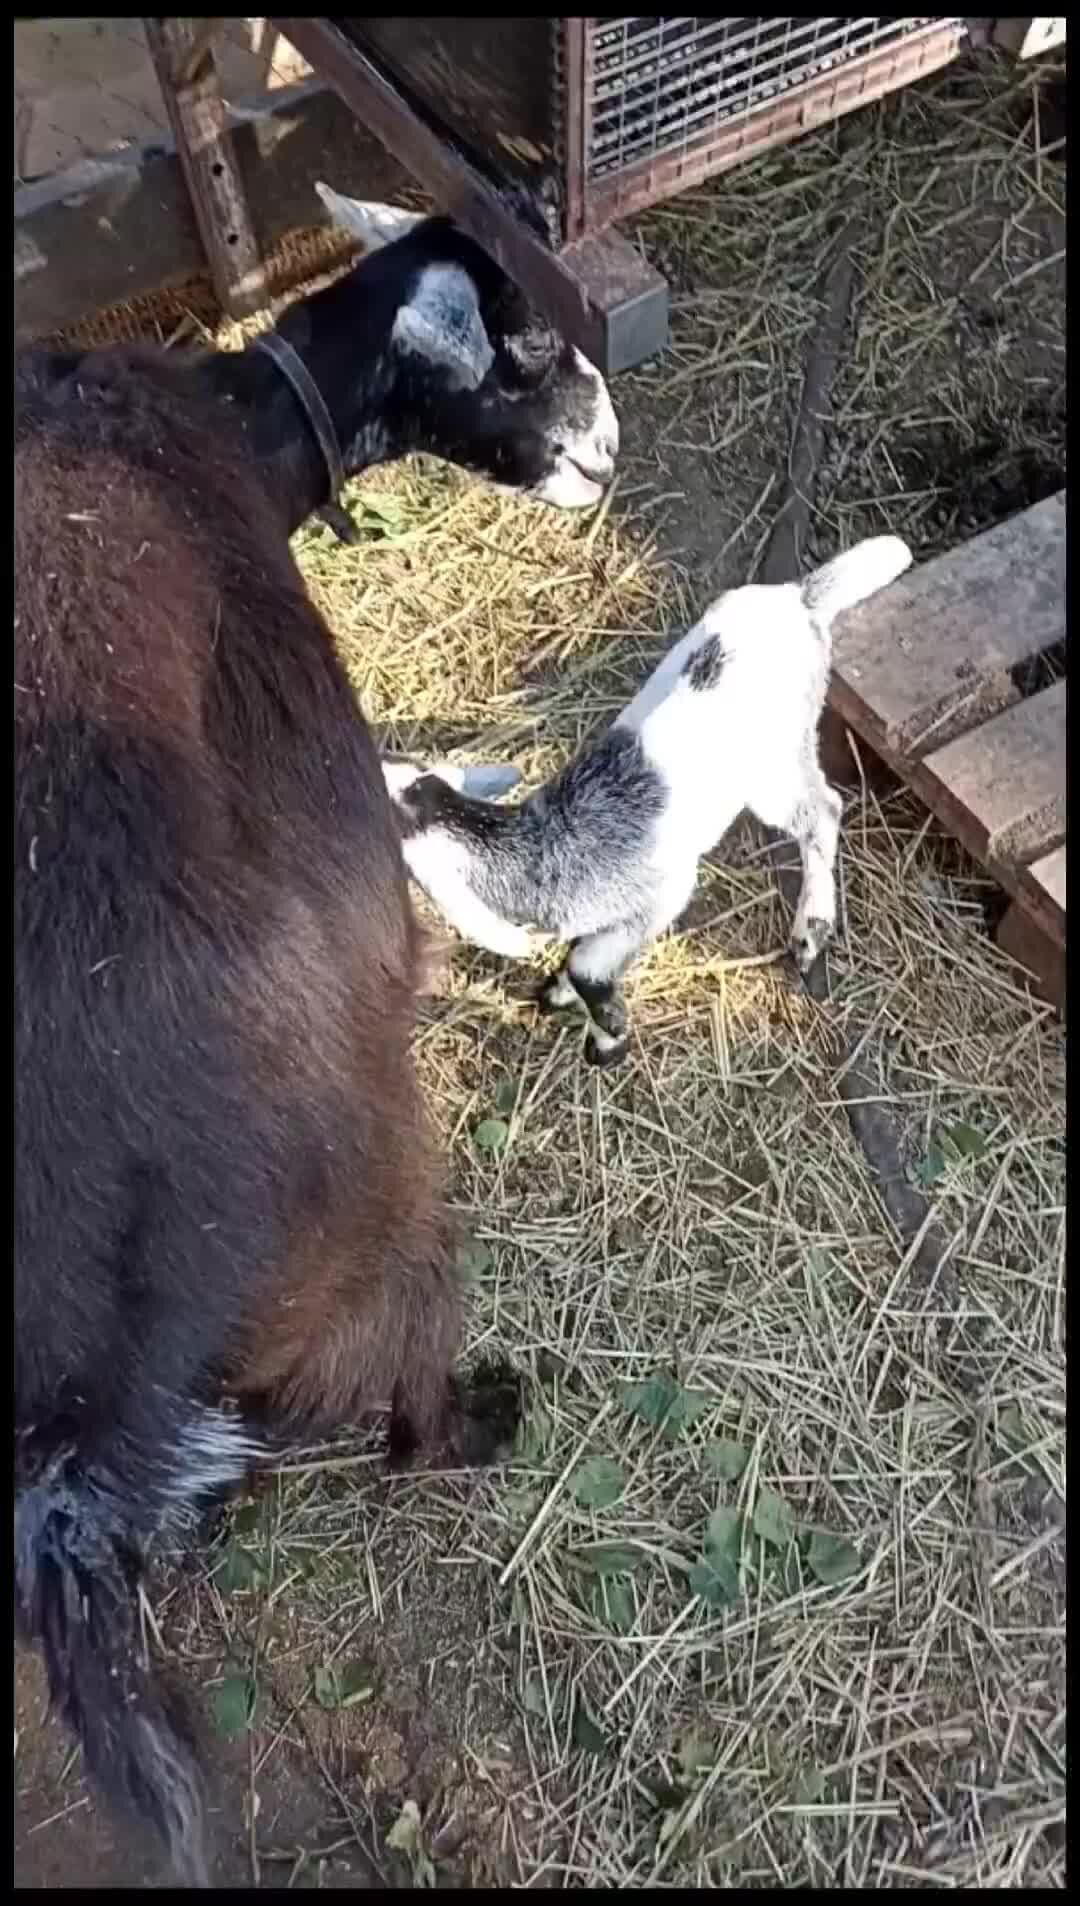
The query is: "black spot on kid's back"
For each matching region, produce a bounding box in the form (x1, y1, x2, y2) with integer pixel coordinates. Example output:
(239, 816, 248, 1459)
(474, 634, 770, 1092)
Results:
(684, 633, 727, 691)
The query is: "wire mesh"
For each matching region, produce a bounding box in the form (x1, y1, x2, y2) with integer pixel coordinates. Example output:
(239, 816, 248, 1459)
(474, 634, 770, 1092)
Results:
(587, 17, 957, 181)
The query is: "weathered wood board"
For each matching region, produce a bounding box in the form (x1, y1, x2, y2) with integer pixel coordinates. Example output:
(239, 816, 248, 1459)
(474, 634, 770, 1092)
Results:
(830, 492, 1065, 757)
(922, 678, 1065, 869)
(826, 494, 1067, 1008)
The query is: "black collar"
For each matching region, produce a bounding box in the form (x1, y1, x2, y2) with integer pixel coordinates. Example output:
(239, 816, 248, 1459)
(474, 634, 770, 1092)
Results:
(251, 331, 344, 505)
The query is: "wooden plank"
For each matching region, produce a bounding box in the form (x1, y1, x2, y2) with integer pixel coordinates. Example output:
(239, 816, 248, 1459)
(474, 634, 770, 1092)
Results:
(921, 678, 1066, 869)
(143, 17, 267, 318)
(14, 85, 415, 343)
(829, 493, 1066, 757)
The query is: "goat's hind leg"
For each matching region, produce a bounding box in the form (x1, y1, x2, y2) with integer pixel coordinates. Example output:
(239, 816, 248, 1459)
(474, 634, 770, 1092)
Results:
(387, 1233, 521, 1472)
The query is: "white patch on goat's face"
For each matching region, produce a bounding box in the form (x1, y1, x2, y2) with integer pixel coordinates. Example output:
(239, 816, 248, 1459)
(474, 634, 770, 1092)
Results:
(533, 348, 620, 509)
(393, 264, 494, 392)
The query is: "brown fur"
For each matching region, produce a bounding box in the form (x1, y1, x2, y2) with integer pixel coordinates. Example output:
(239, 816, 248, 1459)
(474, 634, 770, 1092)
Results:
(15, 341, 518, 1879)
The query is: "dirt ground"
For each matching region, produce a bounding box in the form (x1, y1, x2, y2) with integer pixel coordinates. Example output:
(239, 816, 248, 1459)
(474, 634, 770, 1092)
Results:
(14, 45, 1066, 1892)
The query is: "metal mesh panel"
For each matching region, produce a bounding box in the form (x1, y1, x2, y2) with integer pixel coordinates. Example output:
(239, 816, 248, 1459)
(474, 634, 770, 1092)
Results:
(587, 17, 953, 180)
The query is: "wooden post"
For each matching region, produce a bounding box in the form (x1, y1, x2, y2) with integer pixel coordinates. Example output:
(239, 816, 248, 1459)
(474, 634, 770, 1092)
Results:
(143, 17, 267, 318)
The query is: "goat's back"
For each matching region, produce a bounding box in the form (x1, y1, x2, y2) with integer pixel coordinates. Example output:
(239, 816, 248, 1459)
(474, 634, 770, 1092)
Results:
(16, 343, 424, 1430)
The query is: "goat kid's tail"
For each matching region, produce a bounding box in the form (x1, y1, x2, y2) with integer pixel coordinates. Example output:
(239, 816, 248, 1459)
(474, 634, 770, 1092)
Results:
(15, 1446, 211, 1886)
(801, 535, 912, 624)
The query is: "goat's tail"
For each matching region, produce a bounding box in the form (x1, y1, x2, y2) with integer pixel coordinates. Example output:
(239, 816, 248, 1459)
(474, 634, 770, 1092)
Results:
(801, 535, 913, 624)
(14, 1425, 235, 1886)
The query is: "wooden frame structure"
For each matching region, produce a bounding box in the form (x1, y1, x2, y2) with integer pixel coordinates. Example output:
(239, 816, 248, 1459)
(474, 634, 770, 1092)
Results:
(828, 494, 1066, 1013)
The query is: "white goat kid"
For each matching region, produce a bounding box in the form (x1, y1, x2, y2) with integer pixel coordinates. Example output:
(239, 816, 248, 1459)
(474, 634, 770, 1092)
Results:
(385, 536, 913, 1065)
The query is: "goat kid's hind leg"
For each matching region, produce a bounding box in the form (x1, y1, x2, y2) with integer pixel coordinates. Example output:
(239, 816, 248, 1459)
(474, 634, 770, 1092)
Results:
(557, 918, 653, 1068)
(549, 868, 699, 1068)
(755, 764, 843, 973)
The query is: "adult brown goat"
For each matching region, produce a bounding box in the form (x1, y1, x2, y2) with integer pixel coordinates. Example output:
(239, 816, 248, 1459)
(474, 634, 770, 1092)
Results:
(14, 341, 519, 1884)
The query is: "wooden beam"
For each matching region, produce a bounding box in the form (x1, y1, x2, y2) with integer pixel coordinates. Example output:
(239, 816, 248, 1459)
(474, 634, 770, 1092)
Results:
(14, 84, 415, 344)
(143, 17, 267, 318)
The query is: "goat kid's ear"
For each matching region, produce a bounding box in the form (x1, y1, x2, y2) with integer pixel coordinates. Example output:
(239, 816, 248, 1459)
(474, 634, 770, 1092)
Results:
(392, 264, 495, 393)
(315, 181, 425, 251)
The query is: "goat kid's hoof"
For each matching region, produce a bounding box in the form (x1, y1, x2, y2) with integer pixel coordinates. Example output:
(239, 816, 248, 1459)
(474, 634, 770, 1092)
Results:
(790, 916, 835, 973)
(535, 976, 583, 1019)
(451, 1359, 522, 1466)
(584, 1030, 629, 1069)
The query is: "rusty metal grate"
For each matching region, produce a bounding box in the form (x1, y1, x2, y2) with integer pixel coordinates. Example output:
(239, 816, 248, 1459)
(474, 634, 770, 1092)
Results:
(587, 17, 955, 180)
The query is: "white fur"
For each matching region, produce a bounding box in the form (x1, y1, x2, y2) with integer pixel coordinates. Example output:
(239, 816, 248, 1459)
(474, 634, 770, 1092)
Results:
(391, 263, 495, 392)
(315, 183, 424, 251)
(534, 349, 620, 509)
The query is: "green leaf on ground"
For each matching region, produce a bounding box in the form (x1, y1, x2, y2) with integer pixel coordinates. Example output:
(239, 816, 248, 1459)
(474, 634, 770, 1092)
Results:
(493, 1079, 519, 1115)
(213, 1672, 256, 1739)
(703, 1438, 750, 1481)
(473, 1117, 509, 1155)
(752, 1487, 795, 1548)
(568, 1455, 626, 1509)
(572, 1699, 609, 1757)
(619, 1372, 710, 1440)
(231, 1501, 263, 1537)
(705, 1506, 744, 1565)
(945, 1120, 989, 1159)
(687, 1555, 740, 1608)
(914, 1143, 946, 1187)
(805, 1529, 861, 1585)
(216, 1543, 266, 1593)
(513, 1394, 552, 1464)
